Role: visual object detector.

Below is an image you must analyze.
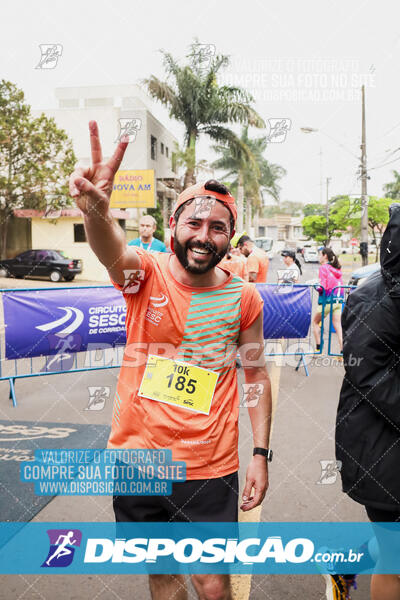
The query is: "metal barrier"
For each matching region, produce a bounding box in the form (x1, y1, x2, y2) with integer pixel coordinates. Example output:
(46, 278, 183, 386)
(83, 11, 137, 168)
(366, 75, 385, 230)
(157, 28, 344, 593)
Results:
(325, 285, 356, 357)
(259, 283, 324, 377)
(0, 283, 354, 406)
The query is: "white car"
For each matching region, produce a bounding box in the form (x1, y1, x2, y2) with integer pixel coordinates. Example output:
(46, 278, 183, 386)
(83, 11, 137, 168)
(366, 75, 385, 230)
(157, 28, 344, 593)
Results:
(303, 247, 319, 263)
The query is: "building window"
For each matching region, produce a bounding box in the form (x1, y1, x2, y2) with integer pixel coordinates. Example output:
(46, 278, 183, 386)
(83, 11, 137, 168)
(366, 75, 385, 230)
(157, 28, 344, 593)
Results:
(171, 152, 177, 173)
(161, 142, 164, 155)
(258, 226, 265, 236)
(74, 224, 86, 242)
(151, 135, 157, 160)
(59, 99, 79, 109)
(84, 97, 113, 108)
(166, 146, 169, 158)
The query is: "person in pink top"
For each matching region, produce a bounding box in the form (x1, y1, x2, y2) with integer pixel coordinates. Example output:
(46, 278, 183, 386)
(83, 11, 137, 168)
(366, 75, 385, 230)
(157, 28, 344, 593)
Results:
(313, 247, 344, 351)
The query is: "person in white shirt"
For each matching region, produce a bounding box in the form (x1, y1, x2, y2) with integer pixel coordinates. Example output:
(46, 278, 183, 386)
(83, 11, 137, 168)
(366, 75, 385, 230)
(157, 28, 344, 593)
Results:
(280, 249, 302, 283)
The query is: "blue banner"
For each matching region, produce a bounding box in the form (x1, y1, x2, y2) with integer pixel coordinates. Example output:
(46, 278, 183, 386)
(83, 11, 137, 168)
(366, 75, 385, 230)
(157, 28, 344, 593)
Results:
(3, 287, 127, 359)
(0, 522, 398, 574)
(257, 284, 312, 339)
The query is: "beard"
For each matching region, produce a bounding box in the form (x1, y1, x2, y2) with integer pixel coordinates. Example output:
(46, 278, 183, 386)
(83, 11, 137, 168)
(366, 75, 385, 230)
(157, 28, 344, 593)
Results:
(173, 234, 229, 274)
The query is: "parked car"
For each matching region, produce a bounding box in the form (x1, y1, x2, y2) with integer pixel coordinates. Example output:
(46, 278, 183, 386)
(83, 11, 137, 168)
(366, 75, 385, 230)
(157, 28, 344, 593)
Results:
(0, 250, 82, 282)
(303, 246, 319, 263)
(254, 237, 282, 259)
(348, 262, 380, 287)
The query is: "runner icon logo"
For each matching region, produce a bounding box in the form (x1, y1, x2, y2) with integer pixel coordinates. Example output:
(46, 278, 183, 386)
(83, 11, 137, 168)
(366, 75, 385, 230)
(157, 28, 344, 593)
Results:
(85, 386, 111, 411)
(266, 118, 291, 143)
(115, 118, 142, 143)
(316, 460, 342, 485)
(241, 383, 264, 407)
(188, 43, 216, 71)
(41, 529, 82, 568)
(35, 44, 63, 69)
(123, 269, 145, 294)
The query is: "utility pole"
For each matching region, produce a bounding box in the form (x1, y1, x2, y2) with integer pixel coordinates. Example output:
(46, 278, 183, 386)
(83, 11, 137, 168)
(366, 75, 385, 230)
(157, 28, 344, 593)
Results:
(360, 85, 369, 266)
(319, 147, 323, 205)
(326, 177, 331, 245)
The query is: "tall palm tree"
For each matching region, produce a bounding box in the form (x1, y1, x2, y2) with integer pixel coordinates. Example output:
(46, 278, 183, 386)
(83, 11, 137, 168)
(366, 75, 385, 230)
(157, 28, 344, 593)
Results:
(211, 134, 258, 231)
(212, 128, 286, 231)
(384, 169, 400, 199)
(144, 41, 265, 188)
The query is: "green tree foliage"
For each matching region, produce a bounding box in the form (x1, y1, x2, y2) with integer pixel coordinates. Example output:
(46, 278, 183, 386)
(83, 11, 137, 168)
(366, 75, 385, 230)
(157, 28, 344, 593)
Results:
(367, 197, 395, 259)
(383, 170, 400, 199)
(302, 195, 400, 256)
(212, 127, 286, 230)
(303, 203, 325, 217)
(147, 202, 164, 242)
(0, 80, 76, 257)
(263, 201, 303, 217)
(144, 40, 265, 188)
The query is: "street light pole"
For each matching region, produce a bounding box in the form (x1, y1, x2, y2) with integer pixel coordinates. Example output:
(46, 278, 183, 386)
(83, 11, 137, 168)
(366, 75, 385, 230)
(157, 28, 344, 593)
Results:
(300, 127, 324, 207)
(326, 177, 331, 245)
(360, 85, 369, 266)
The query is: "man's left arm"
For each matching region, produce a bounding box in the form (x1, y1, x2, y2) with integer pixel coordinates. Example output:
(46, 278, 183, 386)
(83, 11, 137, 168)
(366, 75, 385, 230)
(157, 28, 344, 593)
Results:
(238, 312, 272, 511)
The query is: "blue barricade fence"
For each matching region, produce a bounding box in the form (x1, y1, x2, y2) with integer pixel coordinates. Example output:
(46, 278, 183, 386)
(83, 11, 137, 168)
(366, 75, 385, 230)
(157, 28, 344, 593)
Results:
(0, 283, 351, 406)
(0, 286, 125, 407)
(326, 285, 356, 357)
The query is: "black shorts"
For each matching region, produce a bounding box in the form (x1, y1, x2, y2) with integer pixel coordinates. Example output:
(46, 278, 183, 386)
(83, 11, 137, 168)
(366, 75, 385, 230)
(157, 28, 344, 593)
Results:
(365, 505, 400, 523)
(113, 471, 239, 523)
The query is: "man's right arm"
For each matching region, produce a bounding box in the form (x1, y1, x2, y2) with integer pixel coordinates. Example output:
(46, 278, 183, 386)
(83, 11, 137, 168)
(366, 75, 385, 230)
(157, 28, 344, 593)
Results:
(82, 209, 141, 286)
(69, 121, 141, 286)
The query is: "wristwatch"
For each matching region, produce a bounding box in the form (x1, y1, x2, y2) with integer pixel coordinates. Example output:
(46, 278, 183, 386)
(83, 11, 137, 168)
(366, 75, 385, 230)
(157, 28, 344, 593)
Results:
(253, 447, 273, 462)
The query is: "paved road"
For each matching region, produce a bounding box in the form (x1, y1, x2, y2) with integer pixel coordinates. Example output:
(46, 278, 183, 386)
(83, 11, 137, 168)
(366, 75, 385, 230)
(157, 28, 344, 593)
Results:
(0, 256, 370, 599)
(0, 362, 370, 598)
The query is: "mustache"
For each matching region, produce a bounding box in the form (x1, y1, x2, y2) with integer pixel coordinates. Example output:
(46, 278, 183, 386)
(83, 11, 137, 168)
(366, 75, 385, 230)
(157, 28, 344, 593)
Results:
(187, 241, 218, 254)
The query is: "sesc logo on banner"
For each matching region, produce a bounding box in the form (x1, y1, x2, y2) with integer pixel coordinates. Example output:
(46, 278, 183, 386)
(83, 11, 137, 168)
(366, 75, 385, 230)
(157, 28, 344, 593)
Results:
(3, 288, 127, 360)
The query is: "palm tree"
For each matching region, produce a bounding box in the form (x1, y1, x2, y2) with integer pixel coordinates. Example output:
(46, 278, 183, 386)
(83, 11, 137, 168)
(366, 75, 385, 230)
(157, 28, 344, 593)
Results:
(211, 134, 258, 231)
(212, 128, 286, 231)
(144, 41, 265, 188)
(384, 169, 400, 198)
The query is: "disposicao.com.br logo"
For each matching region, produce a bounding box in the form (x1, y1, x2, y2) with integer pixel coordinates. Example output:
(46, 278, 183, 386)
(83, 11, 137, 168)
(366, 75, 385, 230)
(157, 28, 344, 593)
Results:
(84, 535, 314, 565)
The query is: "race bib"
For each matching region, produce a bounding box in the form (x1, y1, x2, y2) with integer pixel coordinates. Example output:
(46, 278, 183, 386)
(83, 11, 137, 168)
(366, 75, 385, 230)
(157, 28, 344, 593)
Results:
(138, 355, 219, 415)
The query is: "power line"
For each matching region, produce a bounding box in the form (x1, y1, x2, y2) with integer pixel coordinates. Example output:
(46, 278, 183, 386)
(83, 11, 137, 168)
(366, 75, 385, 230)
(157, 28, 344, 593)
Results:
(368, 154, 400, 171)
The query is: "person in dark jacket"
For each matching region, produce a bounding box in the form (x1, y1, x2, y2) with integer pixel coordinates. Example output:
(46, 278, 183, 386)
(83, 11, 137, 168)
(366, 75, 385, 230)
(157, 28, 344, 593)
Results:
(336, 204, 400, 600)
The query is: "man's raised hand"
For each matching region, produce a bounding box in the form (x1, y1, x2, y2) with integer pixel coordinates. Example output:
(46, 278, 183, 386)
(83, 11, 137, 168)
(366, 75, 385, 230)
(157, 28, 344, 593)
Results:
(69, 121, 128, 216)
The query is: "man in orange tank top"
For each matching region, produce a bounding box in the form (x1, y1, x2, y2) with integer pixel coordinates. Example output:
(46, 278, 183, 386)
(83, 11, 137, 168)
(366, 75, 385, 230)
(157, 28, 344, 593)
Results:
(237, 235, 269, 283)
(219, 244, 248, 280)
(69, 121, 272, 600)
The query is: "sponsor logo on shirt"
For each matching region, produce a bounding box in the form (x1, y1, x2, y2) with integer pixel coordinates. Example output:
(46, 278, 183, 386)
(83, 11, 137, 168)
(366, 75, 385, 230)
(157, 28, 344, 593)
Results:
(145, 294, 168, 326)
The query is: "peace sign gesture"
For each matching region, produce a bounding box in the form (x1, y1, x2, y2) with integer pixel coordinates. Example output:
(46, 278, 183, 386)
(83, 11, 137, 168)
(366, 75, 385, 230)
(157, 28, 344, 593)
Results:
(69, 120, 128, 216)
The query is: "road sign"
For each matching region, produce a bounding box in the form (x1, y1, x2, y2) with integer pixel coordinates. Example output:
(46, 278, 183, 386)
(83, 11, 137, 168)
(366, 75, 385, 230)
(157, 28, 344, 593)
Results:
(350, 238, 358, 246)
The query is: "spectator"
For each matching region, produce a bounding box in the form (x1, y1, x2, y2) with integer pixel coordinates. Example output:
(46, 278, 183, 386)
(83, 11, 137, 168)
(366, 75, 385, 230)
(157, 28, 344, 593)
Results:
(336, 204, 400, 600)
(237, 235, 269, 283)
(281, 249, 302, 283)
(313, 247, 343, 351)
(219, 244, 248, 280)
(128, 214, 167, 253)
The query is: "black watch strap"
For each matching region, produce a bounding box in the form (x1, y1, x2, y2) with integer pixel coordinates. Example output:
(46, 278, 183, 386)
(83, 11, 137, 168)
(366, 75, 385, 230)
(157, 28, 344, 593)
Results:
(253, 447, 273, 462)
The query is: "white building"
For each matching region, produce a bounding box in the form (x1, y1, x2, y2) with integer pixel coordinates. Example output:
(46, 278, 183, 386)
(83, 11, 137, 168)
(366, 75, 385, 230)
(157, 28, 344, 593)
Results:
(33, 84, 180, 226)
(10, 85, 181, 280)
